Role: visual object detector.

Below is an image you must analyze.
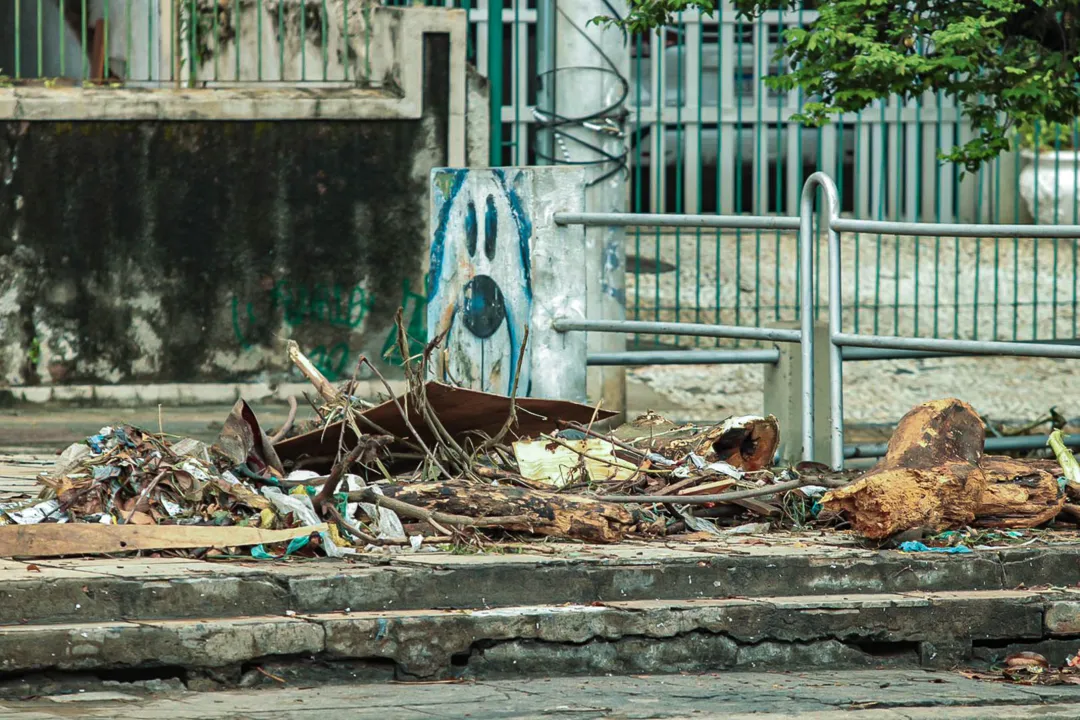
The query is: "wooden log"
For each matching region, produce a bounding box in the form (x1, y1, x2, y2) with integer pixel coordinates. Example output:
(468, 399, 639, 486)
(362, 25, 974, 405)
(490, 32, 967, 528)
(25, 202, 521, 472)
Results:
(974, 456, 1065, 528)
(821, 399, 989, 539)
(376, 480, 635, 543)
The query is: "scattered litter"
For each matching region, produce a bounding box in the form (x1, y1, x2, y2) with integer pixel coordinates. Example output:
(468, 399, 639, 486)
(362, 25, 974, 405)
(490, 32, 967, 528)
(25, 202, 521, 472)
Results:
(514, 438, 637, 488)
(0, 318, 859, 559)
(897, 541, 973, 554)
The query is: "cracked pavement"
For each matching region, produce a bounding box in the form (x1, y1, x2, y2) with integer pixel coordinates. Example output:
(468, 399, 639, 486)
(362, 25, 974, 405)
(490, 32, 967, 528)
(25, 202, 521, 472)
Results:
(3, 670, 1080, 719)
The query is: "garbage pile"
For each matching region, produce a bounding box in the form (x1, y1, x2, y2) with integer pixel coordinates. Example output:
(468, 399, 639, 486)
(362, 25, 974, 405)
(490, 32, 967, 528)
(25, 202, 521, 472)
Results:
(0, 332, 854, 559)
(3, 324, 1078, 560)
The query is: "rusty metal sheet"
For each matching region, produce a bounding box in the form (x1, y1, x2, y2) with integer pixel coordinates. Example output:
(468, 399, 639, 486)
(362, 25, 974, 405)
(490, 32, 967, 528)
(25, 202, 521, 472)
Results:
(275, 382, 614, 466)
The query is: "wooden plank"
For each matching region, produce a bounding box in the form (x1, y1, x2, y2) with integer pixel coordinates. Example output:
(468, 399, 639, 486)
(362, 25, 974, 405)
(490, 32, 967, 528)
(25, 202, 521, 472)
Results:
(0, 523, 328, 559)
(677, 478, 738, 496)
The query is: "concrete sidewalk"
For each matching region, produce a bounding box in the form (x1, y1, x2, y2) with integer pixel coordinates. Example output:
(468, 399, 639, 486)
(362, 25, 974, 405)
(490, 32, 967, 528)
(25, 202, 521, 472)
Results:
(3, 670, 1080, 719)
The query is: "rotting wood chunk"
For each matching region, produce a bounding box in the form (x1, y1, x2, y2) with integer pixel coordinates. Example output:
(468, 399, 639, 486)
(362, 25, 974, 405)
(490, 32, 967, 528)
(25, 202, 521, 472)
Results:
(822, 398, 1066, 539)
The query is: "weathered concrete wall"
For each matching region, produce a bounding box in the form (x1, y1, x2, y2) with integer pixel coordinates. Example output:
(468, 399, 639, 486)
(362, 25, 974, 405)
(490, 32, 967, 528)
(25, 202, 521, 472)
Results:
(0, 26, 459, 386)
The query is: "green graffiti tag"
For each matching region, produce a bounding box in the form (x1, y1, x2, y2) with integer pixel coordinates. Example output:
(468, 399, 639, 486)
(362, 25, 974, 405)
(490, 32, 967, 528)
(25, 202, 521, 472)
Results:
(232, 277, 429, 381)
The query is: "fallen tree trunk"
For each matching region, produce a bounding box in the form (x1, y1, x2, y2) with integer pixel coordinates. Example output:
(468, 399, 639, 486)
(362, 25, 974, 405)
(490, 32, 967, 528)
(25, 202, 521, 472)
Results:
(368, 480, 635, 543)
(975, 456, 1064, 528)
(821, 399, 989, 539)
(821, 399, 1066, 538)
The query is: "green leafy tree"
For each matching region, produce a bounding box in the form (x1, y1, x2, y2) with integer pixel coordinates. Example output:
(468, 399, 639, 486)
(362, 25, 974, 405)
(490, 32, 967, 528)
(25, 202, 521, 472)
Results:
(598, 0, 1080, 170)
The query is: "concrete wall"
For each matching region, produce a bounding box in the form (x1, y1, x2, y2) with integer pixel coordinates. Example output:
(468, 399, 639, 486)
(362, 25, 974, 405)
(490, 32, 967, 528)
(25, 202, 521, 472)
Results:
(0, 7, 467, 388)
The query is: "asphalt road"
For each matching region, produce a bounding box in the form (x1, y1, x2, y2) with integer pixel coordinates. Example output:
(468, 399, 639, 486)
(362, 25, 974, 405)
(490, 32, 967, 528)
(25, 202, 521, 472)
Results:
(3, 670, 1080, 719)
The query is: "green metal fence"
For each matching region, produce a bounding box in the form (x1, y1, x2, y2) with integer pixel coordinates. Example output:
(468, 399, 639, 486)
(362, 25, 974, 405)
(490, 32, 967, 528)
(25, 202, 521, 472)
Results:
(387, 1, 1080, 348)
(5, 0, 1078, 347)
(446, 1, 1080, 348)
(0, 0, 381, 86)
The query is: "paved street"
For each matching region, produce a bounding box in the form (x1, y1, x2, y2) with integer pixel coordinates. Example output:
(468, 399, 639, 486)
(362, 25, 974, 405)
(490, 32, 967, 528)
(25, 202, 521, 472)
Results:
(3, 670, 1080, 719)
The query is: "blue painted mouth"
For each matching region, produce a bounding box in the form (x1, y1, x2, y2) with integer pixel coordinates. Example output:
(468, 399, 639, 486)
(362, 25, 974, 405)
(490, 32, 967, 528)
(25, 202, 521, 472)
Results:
(462, 274, 507, 339)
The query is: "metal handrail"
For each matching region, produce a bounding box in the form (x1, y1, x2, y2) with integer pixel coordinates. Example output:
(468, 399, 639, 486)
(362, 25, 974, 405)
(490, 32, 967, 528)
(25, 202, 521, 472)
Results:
(554, 210, 816, 463)
(810, 171, 1080, 469)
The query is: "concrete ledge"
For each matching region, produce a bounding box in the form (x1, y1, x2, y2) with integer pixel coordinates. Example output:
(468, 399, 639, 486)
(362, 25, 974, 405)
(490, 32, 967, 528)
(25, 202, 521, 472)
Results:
(0, 6, 466, 136)
(0, 591, 1052, 677)
(5, 544, 1080, 627)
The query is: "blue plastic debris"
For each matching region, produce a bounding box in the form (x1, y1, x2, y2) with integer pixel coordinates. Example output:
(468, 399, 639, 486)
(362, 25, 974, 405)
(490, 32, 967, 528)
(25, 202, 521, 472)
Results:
(898, 541, 973, 554)
(250, 535, 311, 560)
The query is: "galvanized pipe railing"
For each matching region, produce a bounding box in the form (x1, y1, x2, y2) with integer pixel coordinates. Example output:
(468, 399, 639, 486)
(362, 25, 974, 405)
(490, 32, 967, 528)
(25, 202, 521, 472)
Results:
(810, 171, 1080, 469)
(552, 211, 816, 463)
(587, 349, 781, 366)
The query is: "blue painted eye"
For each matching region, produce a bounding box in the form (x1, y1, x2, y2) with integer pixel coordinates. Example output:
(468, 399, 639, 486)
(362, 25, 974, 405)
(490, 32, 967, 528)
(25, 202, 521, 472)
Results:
(484, 194, 497, 260)
(465, 200, 478, 257)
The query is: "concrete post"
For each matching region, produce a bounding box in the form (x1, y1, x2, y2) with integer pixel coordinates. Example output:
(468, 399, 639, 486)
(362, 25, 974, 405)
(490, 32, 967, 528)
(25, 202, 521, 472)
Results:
(427, 166, 589, 403)
(553, 0, 630, 418)
(763, 322, 832, 465)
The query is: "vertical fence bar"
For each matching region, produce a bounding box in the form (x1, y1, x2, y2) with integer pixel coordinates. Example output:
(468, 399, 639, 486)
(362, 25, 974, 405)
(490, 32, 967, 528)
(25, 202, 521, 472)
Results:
(257, 0, 263, 81)
(871, 103, 884, 335)
(126, 0, 132, 83)
(189, 0, 197, 85)
(232, 0, 239, 81)
(632, 30, 644, 337)
(104, 0, 110, 80)
(60, 0, 67, 76)
(691, 15, 703, 339)
(1053, 125, 1062, 339)
(1074, 122, 1079, 337)
(487, 0, 504, 165)
(675, 17, 685, 329)
(343, 0, 350, 82)
(14, 0, 21, 79)
(774, 7, 785, 322)
(82, 0, 89, 80)
(973, 166, 984, 338)
(38, 0, 45, 77)
(278, 0, 285, 80)
(1032, 124, 1041, 341)
(853, 112, 862, 332)
(798, 175, 816, 463)
(321, 0, 329, 80)
(752, 18, 764, 332)
(512, 0, 523, 165)
(714, 21, 723, 338)
(734, 19, 745, 340)
(1012, 146, 1021, 341)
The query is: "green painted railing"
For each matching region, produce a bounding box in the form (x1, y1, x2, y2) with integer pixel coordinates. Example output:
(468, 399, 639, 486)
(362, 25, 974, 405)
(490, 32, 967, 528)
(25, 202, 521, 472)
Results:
(1, 0, 379, 86)
(5, 1, 1077, 347)
(439, 1, 1080, 347)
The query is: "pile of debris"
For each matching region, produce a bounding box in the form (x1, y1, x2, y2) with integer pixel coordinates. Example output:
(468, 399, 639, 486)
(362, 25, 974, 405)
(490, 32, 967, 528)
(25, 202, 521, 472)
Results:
(2, 321, 1078, 560)
(0, 327, 851, 559)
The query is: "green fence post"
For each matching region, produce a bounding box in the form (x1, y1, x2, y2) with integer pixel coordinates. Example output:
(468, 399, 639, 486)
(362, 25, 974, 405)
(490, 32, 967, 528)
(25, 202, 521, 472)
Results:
(487, 0, 504, 166)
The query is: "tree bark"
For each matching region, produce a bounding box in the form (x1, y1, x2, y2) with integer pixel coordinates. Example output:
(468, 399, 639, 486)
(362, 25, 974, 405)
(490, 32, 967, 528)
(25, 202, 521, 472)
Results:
(975, 456, 1065, 528)
(821, 399, 1065, 538)
(821, 399, 989, 539)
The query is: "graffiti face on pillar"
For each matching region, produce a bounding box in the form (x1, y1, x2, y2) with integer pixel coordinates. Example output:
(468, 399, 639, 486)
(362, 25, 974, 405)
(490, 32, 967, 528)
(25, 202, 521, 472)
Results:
(428, 169, 533, 396)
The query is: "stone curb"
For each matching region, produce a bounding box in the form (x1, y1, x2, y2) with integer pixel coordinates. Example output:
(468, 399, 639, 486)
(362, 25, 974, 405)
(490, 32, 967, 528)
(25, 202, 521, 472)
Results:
(5, 546, 1080, 626)
(0, 590, 1066, 678)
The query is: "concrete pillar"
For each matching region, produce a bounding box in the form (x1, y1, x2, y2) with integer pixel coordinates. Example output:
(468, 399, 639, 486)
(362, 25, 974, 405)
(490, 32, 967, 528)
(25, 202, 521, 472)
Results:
(553, 0, 629, 418)
(427, 166, 589, 403)
(763, 321, 832, 465)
